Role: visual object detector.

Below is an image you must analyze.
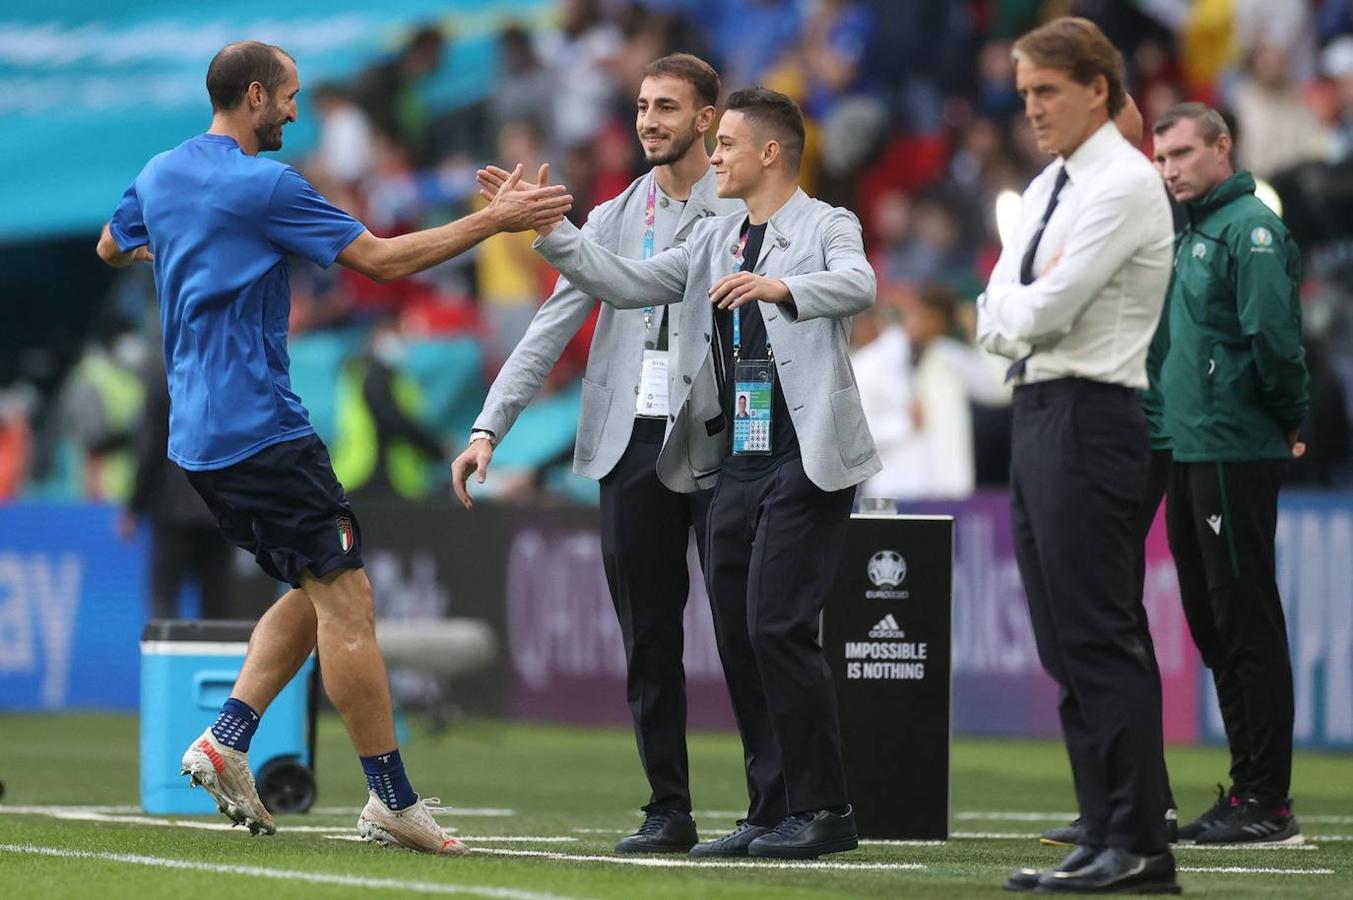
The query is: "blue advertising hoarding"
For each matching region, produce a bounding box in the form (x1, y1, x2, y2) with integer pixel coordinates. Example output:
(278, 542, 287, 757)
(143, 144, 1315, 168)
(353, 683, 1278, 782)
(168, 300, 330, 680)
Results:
(0, 503, 146, 709)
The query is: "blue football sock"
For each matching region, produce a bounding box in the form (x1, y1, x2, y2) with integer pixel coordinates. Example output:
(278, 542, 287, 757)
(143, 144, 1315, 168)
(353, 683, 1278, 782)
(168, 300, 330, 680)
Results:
(361, 748, 417, 811)
(210, 697, 260, 752)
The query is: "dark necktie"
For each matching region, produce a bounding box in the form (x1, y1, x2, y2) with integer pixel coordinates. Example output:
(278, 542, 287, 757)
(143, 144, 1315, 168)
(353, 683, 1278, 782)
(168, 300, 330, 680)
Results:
(1019, 165, 1070, 285)
(1007, 165, 1071, 382)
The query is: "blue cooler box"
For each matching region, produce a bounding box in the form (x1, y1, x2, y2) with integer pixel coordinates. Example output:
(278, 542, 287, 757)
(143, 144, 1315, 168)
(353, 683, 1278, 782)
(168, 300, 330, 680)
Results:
(140, 620, 315, 815)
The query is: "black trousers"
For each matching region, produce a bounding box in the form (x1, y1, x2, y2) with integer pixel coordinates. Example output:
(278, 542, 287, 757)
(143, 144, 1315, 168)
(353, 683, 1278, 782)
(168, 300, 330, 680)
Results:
(599, 418, 712, 813)
(1011, 379, 1169, 854)
(704, 455, 855, 824)
(149, 523, 235, 621)
(1135, 448, 1177, 811)
(1165, 460, 1292, 806)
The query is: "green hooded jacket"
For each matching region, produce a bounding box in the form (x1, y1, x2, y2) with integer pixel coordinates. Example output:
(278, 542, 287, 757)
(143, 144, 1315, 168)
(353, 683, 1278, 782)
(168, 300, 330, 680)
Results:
(1160, 171, 1308, 462)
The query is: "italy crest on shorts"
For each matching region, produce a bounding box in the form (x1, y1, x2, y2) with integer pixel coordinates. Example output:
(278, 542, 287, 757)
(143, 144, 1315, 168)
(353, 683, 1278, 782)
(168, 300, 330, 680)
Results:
(336, 515, 355, 553)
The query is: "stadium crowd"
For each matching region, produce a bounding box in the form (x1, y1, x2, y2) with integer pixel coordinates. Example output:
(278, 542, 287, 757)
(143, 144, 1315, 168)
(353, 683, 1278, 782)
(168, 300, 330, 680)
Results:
(8, 0, 1353, 505)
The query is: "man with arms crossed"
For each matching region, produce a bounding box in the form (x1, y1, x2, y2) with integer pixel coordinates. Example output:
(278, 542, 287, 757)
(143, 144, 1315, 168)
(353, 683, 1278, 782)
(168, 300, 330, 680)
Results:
(522, 87, 879, 860)
(97, 40, 569, 853)
(976, 19, 1178, 893)
(452, 53, 742, 854)
(1153, 102, 1307, 846)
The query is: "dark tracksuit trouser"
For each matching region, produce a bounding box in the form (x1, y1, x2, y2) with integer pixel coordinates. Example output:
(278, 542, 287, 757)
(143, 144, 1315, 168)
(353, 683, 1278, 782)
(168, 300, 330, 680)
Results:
(1011, 379, 1171, 854)
(1166, 459, 1293, 807)
(1135, 448, 1178, 811)
(599, 417, 712, 814)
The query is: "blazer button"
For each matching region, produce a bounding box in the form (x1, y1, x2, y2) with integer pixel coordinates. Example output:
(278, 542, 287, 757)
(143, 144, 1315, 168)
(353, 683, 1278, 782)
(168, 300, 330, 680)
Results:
(703, 333, 710, 342)
(669, 414, 676, 422)
(683, 375, 692, 384)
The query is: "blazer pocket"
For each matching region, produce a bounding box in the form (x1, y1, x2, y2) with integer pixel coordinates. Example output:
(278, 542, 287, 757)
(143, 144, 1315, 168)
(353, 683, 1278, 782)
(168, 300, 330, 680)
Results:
(576, 377, 612, 462)
(829, 384, 873, 468)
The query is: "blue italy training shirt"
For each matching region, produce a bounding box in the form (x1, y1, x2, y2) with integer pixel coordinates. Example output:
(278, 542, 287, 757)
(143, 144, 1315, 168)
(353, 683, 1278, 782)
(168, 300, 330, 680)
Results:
(108, 133, 365, 470)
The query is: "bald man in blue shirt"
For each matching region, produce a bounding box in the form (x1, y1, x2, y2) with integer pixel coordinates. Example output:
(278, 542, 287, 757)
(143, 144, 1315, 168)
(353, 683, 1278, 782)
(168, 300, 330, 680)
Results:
(97, 39, 570, 854)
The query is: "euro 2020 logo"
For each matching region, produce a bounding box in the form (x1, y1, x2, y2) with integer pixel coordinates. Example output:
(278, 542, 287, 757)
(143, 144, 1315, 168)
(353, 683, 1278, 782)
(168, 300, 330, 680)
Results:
(866, 550, 909, 599)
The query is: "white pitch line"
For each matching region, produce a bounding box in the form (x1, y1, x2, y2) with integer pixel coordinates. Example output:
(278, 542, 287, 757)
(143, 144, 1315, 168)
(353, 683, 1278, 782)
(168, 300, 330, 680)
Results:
(470, 847, 925, 871)
(1178, 865, 1332, 875)
(327, 836, 579, 844)
(0, 843, 580, 900)
(961, 809, 1353, 827)
(956, 811, 1077, 822)
(311, 806, 516, 817)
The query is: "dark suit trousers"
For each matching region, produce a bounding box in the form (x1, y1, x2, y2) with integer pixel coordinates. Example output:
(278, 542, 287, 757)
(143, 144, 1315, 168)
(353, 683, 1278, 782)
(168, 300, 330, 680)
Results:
(1011, 379, 1169, 854)
(704, 455, 855, 824)
(1166, 459, 1292, 806)
(599, 417, 712, 813)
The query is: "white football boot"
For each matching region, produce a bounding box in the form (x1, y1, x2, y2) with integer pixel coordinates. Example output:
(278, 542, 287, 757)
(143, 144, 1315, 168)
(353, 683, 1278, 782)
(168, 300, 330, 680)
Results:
(180, 729, 276, 836)
(357, 793, 469, 855)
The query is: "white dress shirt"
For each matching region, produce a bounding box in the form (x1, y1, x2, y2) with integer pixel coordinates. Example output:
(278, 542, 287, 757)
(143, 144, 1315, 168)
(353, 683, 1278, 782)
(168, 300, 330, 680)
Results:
(977, 121, 1173, 389)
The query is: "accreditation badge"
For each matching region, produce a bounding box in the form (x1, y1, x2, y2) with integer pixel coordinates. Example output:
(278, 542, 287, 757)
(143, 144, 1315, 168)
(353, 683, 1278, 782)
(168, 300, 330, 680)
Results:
(636, 349, 670, 418)
(732, 358, 774, 455)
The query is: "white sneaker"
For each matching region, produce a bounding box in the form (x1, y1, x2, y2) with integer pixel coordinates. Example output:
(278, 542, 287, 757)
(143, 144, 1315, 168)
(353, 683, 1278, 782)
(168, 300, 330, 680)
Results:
(357, 793, 468, 856)
(180, 729, 276, 836)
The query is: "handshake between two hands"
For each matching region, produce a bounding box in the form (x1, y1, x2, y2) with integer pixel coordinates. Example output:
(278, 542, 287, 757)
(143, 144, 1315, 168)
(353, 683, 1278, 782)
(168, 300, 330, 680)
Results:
(478, 163, 789, 312)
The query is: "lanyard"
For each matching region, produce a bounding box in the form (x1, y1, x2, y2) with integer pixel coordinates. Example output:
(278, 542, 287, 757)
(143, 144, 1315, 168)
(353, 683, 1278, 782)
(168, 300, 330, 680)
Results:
(730, 228, 771, 361)
(642, 178, 659, 335)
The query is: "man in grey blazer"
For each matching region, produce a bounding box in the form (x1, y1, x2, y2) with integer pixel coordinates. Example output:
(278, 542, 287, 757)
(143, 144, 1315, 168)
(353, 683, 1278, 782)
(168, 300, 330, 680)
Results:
(451, 54, 742, 854)
(529, 87, 880, 860)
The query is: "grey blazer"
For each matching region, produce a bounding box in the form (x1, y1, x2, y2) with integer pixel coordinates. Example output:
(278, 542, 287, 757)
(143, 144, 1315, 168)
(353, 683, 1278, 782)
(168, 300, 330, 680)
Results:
(536, 188, 881, 494)
(473, 168, 742, 480)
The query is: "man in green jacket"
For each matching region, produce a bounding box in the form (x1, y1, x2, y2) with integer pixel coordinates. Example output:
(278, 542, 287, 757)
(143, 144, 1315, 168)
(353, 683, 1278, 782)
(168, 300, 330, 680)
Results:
(1153, 102, 1309, 846)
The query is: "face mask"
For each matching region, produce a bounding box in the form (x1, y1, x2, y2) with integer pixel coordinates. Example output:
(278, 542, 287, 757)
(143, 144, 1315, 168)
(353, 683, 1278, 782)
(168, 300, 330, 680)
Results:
(112, 334, 147, 371)
(372, 334, 408, 367)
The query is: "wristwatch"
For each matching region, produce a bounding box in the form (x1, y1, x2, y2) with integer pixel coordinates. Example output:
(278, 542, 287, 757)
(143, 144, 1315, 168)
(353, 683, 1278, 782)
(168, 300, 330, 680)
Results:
(469, 429, 496, 446)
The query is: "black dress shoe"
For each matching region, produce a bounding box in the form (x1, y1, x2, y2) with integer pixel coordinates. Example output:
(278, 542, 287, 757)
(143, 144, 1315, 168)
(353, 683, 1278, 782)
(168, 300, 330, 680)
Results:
(747, 807, 859, 860)
(1041, 818, 1085, 847)
(1043, 810, 1179, 848)
(614, 809, 698, 853)
(1005, 845, 1101, 892)
(1035, 847, 1180, 894)
(688, 820, 772, 857)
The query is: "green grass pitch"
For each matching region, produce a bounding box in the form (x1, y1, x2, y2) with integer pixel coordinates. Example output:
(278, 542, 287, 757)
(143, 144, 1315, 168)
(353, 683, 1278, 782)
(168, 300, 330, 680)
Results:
(0, 713, 1350, 898)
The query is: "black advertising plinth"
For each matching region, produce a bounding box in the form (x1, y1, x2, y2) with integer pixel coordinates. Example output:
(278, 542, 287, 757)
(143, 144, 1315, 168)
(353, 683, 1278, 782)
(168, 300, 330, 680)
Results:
(824, 514, 953, 840)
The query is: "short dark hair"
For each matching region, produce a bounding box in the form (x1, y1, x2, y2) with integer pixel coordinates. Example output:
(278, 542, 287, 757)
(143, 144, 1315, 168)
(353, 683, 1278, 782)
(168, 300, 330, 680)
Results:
(643, 53, 721, 109)
(725, 87, 805, 169)
(1153, 102, 1231, 145)
(1013, 17, 1127, 117)
(206, 41, 294, 112)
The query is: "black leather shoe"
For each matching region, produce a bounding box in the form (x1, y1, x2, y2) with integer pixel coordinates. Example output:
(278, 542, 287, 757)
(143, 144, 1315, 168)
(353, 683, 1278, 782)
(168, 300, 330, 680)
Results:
(688, 820, 772, 858)
(1035, 848, 1180, 894)
(1043, 810, 1179, 848)
(747, 807, 859, 860)
(1005, 845, 1101, 892)
(1041, 818, 1085, 847)
(614, 809, 698, 853)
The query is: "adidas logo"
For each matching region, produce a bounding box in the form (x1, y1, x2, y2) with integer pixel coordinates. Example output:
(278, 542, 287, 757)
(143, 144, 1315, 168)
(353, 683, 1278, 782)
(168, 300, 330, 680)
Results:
(868, 614, 905, 639)
(1206, 514, 1222, 535)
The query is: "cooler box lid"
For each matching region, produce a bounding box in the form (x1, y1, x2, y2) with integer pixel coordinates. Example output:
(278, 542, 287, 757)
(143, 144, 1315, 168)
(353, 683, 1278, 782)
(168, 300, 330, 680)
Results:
(141, 619, 255, 643)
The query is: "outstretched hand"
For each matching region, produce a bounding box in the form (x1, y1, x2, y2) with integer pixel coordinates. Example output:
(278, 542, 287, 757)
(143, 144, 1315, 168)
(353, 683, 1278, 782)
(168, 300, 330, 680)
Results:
(476, 164, 539, 201)
(484, 163, 572, 234)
